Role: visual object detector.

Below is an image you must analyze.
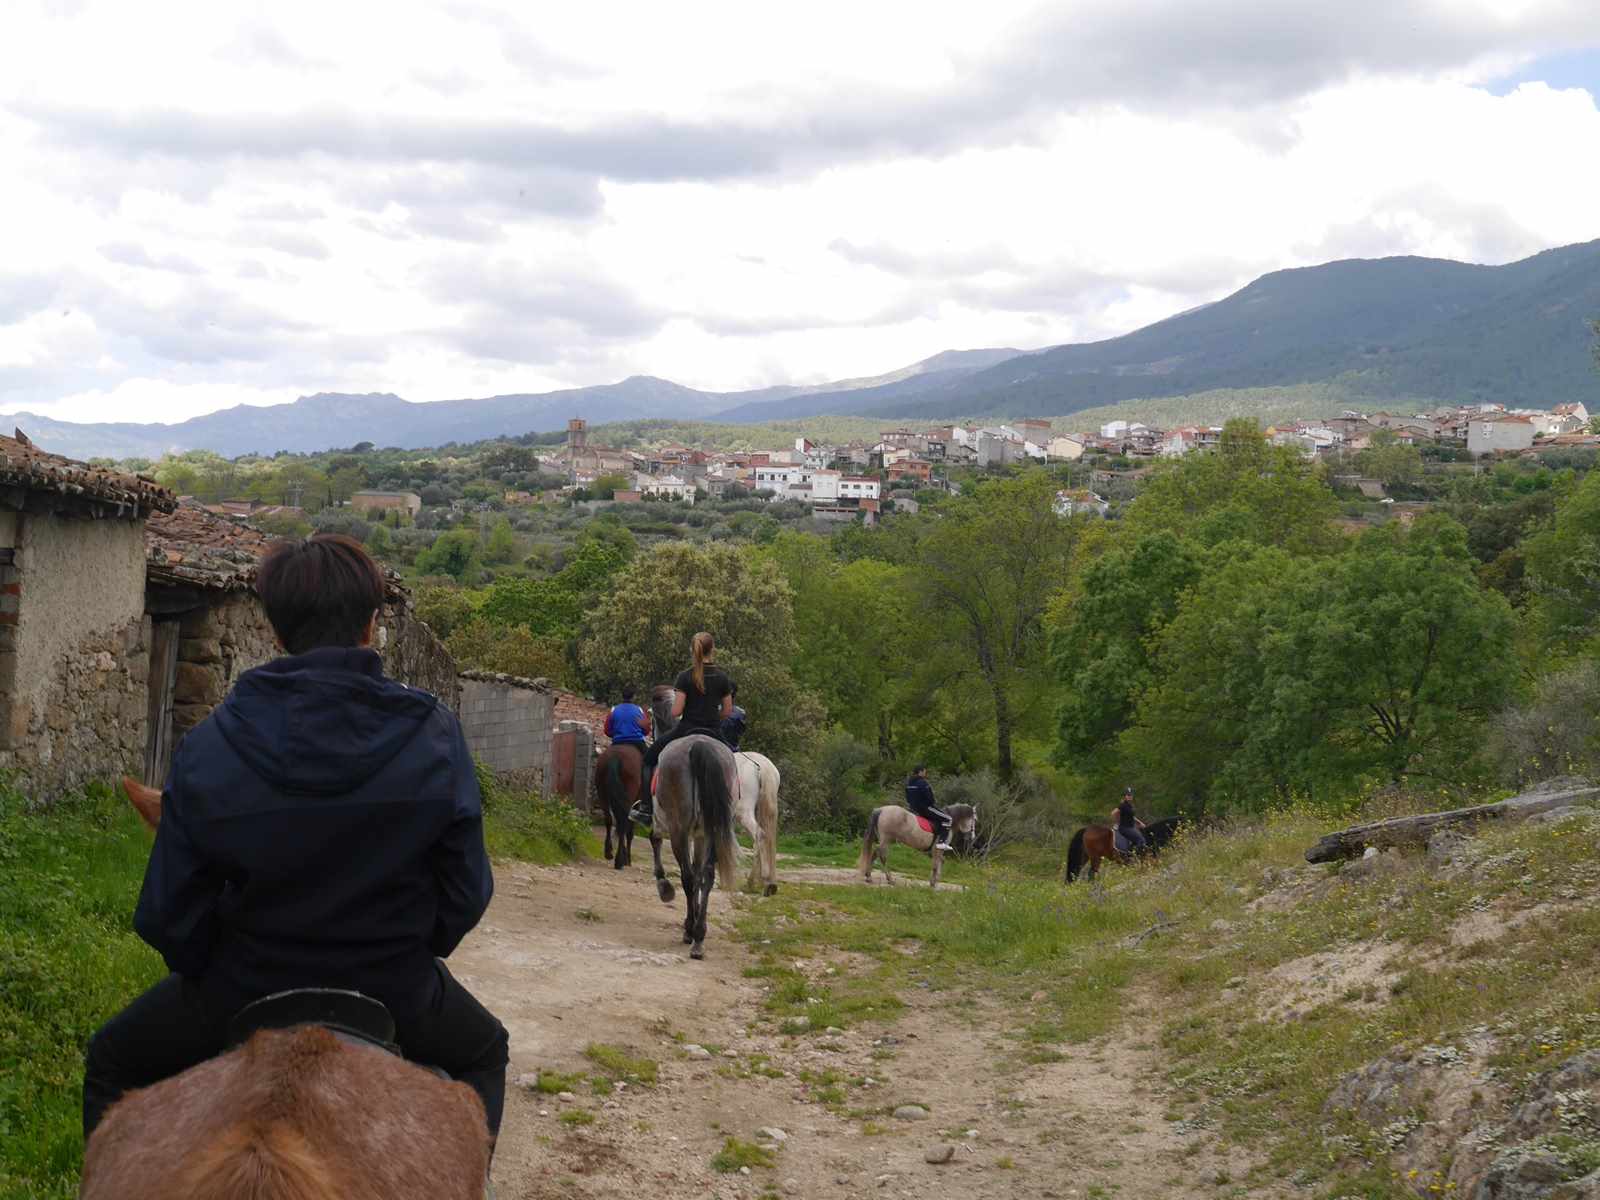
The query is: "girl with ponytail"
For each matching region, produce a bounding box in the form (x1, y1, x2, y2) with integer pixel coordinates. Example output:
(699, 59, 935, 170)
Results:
(632, 632, 736, 825)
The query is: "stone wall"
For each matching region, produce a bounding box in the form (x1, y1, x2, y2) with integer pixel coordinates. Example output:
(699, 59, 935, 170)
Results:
(168, 593, 282, 741)
(459, 672, 555, 784)
(0, 510, 149, 801)
(383, 598, 460, 710)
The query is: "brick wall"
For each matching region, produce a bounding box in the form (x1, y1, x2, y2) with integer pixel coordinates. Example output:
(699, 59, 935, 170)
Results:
(459, 672, 555, 784)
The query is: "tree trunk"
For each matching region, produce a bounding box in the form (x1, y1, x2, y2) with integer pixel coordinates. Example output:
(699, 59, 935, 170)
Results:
(992, 680, 1014, 781)
(1303, 779, 1599, 862)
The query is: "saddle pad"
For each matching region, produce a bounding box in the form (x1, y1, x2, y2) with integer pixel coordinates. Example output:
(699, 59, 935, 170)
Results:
(1113, 829, 1131, 854)
(915, 815, 933, 835)
(651, 771, 659, 797)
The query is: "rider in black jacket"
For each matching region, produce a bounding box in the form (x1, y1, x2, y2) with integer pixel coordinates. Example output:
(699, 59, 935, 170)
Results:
(82, 535, 508, 1146)
(905, 765, 952, 850)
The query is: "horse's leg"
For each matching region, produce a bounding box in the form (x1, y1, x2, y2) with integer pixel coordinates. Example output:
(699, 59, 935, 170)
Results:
(651, 832, 674, 903)
(758, 776, 779, 896)
(738, 797, 763, 894)
(880, 841, 893, 886)
(692, 832, 714, 959)
(603, 793, 614, 863)
(930, 846, 942, 889)
(673, 829, 696, 945)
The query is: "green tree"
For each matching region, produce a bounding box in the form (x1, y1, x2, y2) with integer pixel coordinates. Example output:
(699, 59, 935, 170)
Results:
(414, 529, 481, 581)
(1051, 531, 1203, 766)
(478, 540, 625, 639)
(577, 542, 822, 758)
(413, 583, 480, 639)
(446, 620, 572, 686)
(326, 464, 367, 504)
(1124, 419, 1339, 554)
(909, 470, 1080, 778)
(366, 522, 392, 557)
(1130, 520, 1515, 810)
(1524, 468, 1600, 644)
(483, 517, 517, 564)
(1354, 429, 1423, 488)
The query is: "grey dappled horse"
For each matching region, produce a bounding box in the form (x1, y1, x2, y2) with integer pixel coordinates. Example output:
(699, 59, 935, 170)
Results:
(857, 803, 977, 888)
(648, 734, 740, 959)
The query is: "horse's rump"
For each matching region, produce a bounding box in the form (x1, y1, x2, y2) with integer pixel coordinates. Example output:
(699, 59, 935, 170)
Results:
(82, 1026, 489, 1200)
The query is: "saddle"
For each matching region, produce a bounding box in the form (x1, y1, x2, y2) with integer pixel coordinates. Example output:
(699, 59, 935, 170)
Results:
(1113, 828, 1136, 854)
(227, 987, 400, 1056)
(914, 815, 934, 835)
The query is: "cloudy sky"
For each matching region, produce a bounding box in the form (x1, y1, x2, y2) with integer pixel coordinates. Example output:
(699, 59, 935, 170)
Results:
(2, 1, 1597, 425)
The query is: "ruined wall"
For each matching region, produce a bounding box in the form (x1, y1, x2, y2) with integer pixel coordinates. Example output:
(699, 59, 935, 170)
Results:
(459, 672, 555, 784)
(0, 511, 150, 800)
(169, 593, 281, 741)
(383, 598, 460, 710)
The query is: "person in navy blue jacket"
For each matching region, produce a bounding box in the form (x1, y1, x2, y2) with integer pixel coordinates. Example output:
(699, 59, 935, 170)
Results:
(82, 534, 508, 1147)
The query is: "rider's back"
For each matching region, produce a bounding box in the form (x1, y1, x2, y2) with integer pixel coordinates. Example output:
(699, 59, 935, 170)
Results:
(136, 646, 492, 1016)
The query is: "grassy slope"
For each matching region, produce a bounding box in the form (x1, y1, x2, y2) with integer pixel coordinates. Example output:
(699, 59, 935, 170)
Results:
(0, 782, 593, 1199)
(0, 786, 163, 1200)
(735, 803, 1600, 1197)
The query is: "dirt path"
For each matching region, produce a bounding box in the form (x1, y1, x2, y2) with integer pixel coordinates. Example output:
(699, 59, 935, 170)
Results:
(452, 855, 1279, 1199)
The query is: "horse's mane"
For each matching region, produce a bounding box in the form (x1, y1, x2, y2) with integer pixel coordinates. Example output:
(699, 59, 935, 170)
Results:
(946, 803, 976, 819)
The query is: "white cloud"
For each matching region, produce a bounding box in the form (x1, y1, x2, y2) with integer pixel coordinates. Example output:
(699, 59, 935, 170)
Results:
(0, 0, 1596, 424)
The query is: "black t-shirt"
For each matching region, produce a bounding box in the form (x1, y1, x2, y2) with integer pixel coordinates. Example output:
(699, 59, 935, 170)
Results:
(1117, 798, 1136, 829)
(673, 666, 733, 730)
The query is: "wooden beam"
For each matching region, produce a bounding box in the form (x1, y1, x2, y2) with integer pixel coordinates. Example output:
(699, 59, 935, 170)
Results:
(143, 619, 181, 789)
(1303, 781, 1600, 863)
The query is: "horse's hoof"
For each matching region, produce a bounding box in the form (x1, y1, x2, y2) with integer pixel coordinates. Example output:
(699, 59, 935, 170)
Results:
(613, 859, 625, 870)
(764, 883, 778, 896)
(657, 881, 675, 903)
(690, 944, 705, 960)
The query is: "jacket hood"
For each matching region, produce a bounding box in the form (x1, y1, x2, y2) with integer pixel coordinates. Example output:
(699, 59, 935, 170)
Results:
(212, 647, 439, 794)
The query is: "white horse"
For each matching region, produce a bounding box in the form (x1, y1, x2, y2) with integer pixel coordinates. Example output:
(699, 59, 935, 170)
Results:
(734, 751, 780, 895)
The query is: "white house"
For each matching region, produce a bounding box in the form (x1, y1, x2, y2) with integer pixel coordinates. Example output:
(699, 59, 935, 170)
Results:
(1467, 414, 1536, 456)
(1101, 420, 1130, 439)
(839, 476, 882, 502)
(643, 474, 696, 503)
(1054, 490, 1110, 518)
(809, 469, 842, 503)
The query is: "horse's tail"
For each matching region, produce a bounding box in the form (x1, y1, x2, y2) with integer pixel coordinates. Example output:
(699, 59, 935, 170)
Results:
(1065, 827, 1086, 883)
(857, 808, 881, 875)
(691, 740, 737, 891)
(178, 1120, 340, 1200)
(605, 751, 625, 812)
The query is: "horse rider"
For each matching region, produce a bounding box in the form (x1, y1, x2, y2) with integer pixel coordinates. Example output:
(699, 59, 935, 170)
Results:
(1111, 786, 1148, 853)
(605, 685, 652, 756)
(905, 764, 953, 851)
(721, 681, 747, 753)
(629, 631, 735, 826)
(82, 535, 509, 1153)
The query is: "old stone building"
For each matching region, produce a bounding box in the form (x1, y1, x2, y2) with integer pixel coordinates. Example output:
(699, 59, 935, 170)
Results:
(142, 503, 458, 786)
(0, 432, 176, 799)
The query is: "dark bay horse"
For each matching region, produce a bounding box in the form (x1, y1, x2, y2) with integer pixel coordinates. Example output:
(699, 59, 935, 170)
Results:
(596, 741, 644, 868)
(1064, 815, 1184, 883)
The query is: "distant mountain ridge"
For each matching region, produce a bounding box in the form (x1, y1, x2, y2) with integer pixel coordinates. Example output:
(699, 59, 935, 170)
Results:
(12, 240, 1600, 460)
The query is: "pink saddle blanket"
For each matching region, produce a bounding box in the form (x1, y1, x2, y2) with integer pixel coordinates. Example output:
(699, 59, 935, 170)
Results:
(915, 815, 933, 835)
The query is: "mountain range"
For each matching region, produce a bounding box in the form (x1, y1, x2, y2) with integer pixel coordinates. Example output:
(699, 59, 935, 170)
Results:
(11, 241, 1600, 460)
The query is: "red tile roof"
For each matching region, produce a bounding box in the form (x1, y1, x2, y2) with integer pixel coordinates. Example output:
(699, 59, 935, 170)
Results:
(1, 430, 174, 517)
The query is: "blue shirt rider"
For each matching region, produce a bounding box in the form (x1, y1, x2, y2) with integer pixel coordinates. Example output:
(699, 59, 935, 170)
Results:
(905, 765, 952, 851)
(605, 686, 651, 750)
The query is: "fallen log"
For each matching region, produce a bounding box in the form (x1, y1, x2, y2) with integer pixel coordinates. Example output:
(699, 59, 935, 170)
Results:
(1303, 779, 1600, 864)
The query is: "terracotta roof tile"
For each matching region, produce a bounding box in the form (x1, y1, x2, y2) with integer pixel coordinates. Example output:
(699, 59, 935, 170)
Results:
(0, 430, 174, 517)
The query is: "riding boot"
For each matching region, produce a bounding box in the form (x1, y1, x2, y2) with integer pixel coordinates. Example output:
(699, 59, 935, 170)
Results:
(630, 765, 654, 826)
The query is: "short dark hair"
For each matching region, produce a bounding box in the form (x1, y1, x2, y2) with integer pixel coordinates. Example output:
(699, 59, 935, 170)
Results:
(913, 764, 926, 774)
(729, 681, 738, 698)
(256, 534, 386, 655)
(622, 686, 636, 701)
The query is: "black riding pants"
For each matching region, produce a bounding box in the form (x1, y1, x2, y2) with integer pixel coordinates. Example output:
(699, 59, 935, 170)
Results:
(82, 960, 509, 1142)
(1118, 824, 1148, 852)
(909, 802, 950, 842)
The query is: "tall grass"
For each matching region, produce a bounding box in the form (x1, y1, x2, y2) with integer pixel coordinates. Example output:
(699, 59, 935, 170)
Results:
(0, 784, 163, 1200)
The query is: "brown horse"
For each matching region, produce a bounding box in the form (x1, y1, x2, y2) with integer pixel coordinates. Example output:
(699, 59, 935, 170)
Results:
(595, 741, 644, 869)
(1064, 816, 1183, 882)
(98, 780, 492, 1198)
